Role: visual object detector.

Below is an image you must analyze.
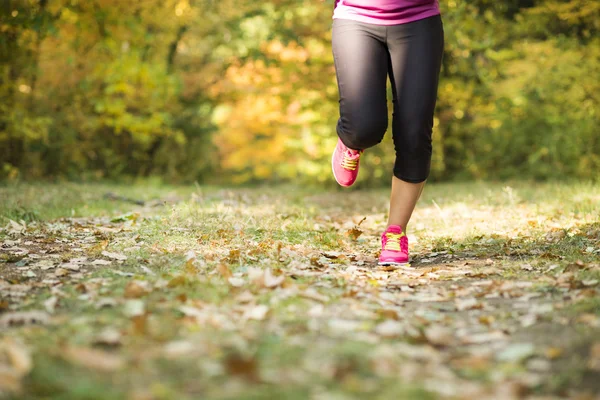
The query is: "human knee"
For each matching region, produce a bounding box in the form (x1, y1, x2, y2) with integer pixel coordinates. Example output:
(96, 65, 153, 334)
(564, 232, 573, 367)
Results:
(340, 116, 388, 150)
(395, 123, 432, 155)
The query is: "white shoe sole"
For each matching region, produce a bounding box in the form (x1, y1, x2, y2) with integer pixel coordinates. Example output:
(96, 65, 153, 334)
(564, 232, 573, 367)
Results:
(332, 146, 344, 186)
(378, 261, 410, 267)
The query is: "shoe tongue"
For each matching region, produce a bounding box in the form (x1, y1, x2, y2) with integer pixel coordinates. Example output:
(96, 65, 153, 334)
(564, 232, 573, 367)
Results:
(386, 225, 403, 234)
(346, 149, 361, 159)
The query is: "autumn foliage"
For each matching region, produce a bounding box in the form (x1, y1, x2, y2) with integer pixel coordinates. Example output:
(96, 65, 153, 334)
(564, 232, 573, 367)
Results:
(1, 0, 599, 183)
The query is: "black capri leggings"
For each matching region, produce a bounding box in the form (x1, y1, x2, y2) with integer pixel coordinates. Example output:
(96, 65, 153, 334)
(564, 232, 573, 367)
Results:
(332, 15, 444, 183)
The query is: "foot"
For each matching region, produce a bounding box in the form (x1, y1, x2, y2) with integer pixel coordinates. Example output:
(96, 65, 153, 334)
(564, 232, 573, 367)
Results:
(331, 138, 363, 187)
(378, 225, 409, 266)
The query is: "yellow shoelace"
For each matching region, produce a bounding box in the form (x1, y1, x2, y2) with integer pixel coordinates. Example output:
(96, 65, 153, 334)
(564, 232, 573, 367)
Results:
(341, 153, 359, 171)
(384, 232, 405, 251)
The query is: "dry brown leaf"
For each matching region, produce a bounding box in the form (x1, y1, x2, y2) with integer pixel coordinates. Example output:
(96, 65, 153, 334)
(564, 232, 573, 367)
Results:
(167, 275, 188, 288)
(54, 268, 70, 277)
(377, 309, 400, 320)
(1, 338, 32, 376)
(0, 370, 22, 395)
(345, 226, 363, 241)
(124, 280, 151, 299)
(63, 346, 124, 372)
(588, 343, 600, 371)
(224, 354, 260, 382)
(545, 347, 563, 359)
(424, 326, 455, 346)
(225, 249, 240, 264)
(101, 251, 127, 261)
(217, 263, 233, 280)
(322, 251, 343, 259)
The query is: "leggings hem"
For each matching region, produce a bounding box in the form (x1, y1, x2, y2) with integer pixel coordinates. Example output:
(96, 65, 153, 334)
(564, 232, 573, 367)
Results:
(393, 173, 428, 184)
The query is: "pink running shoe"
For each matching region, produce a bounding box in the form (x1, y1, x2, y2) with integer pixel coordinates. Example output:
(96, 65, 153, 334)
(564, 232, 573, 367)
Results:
(379, 225, 409, 266)
(332, 138, 363, 187)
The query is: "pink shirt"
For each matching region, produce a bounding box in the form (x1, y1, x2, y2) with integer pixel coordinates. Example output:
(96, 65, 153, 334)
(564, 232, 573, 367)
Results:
(333, 0, 440, 25)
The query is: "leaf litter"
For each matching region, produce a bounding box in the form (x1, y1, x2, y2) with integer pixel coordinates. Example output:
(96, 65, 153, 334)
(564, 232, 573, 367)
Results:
(1, 186, 599, 398)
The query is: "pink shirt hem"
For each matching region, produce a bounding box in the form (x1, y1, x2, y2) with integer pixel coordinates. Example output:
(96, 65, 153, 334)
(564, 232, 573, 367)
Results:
(333, 9, 440, 26)
(333, 0, 440, 26)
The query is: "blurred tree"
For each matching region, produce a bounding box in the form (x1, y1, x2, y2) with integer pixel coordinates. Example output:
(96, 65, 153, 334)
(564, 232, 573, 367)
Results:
(1, 0, 598, 183)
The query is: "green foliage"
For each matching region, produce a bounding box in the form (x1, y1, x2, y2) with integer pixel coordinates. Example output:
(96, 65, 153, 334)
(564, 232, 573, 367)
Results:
(0, 0, 598, 184)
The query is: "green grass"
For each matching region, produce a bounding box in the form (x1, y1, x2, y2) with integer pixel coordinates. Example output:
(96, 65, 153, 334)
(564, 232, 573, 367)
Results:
(1, 181, 599, 399)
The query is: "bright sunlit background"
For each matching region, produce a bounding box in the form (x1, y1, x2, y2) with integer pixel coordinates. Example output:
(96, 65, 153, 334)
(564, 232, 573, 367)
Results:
(1, 0, 599, 185)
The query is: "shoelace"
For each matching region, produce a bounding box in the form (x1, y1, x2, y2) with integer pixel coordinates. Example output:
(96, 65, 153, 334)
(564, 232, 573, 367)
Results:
(341, 151, 360, 171)
(384, 232, 405, 251)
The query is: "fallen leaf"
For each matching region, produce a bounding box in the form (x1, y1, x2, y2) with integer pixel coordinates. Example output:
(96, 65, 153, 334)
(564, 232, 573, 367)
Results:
(61, 263, 81, 271)
(94, 328, 122, 347)
(1, 338, 32, 375)
(163, 340, 196, 359)
(167, 275, 188, 288)
(111, 212, 140, 223)
(249, 268, 284, 288)
(328, 319, 361, 334)
(44, 296, 58, 314)
(455, 298, 482, 311)
(496, 343, 535, 363)
(124, 280, 151, 298)
(322, 251, 343, 259)
(0, 338, 32, 394)
(54, 268, 70, 277)
(123, 300, 145, 317)
(224, 353, 260, 382)
(345, 226, 363, 241)
(32, 260, 55, 270)
(244, 305, 269, 321)
(582, 279, 598, 287)
(0, 311, 50, 328)
(300, 288, 329, 303)
(588, 343, 600, 371)
(263, 269, 284, 288)
(8, 220, 25, 234)
(96, 298, 118, 309)
(235, 291, 255, 303)
(228, 277, 245, 287)
(92, 259, 112, 266)
(217, 263, 233, 280)
(424, 326, 455, 346)
(101, 251, 127, 261)
(225, 249, 240, 264)
(63, 346, 124, 372)
(374, 320, 404, 338)
(461, 331, 507, 344)
(545, 347, 563, 360)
